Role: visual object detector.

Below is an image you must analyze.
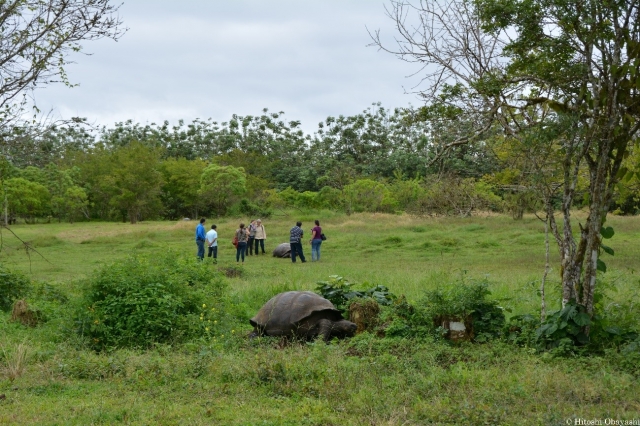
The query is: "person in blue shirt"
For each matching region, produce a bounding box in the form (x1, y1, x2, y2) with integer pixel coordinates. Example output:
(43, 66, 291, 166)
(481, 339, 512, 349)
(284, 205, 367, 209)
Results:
(195, 218, 206, 261)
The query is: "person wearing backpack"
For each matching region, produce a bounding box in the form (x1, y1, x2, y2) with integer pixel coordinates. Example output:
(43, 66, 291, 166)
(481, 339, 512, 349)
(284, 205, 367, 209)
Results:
(235, 223, 249, 264)
(310, 219, 323, 262)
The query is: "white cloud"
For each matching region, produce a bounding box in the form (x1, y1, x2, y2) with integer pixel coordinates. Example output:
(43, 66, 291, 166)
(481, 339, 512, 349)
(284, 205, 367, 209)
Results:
(33, 0, 421, 133)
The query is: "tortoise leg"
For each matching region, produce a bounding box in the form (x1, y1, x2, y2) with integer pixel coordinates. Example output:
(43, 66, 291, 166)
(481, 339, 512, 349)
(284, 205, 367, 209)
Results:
(317, 319, 333, 342)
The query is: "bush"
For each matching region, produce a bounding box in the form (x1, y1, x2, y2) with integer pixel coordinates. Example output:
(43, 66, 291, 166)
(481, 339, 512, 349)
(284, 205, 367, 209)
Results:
(420, 278, 506, 342)
(380, 296, 433, 338)
(315, 275, 396, 312)
(342, 179, 397, 213)
(534, 299, 639, 356)
(77, 252, 227, 350)
(409, 177, 502, 216)
(505, 313, 539, 347)
(236, 198, 272, 219)
(0, 265, 31, 312)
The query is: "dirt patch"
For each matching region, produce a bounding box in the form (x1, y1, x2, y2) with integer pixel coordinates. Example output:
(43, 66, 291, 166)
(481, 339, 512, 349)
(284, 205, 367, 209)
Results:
(219, 266, 244, 278)
(11, 300, 40, 327)
(349, 299, 380, 334)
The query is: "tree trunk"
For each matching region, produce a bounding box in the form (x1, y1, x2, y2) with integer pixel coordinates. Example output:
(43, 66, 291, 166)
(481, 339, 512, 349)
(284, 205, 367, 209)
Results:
(3, 191, 7, 227)
(540, 205, 550, 321)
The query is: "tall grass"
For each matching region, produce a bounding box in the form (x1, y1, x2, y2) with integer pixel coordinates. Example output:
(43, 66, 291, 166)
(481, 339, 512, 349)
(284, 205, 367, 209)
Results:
(1, 342, 29, 382)
(0, 212, 639, 424)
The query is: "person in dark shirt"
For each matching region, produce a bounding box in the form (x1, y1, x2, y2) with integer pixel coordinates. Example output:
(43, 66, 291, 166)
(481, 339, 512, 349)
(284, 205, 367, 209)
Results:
(289, 221, 306, 263)
(310, 219, 323, 261)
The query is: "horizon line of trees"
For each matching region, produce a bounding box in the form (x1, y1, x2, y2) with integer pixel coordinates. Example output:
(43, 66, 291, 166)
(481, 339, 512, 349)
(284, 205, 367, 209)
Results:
(1, 104, 639, 224)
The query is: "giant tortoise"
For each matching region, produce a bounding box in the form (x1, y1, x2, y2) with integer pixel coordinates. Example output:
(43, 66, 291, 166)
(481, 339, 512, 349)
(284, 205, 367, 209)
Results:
(249, 291, 357, 341)
(272, 243, 291, 258)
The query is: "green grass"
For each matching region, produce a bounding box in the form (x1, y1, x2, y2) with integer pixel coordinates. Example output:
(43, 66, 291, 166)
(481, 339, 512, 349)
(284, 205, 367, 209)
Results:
(1, 212, 640, 424)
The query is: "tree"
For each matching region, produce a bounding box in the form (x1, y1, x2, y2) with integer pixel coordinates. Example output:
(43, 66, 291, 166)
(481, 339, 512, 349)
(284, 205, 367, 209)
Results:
(0, 0, 124, 130)
(199, 164, 247, 216)
(342, 179, 396, 213)
(108, 142, 164, 224)
(74, 144, 117, 220)
(4, 177, 50, 221)
(62, 185, 89, 223)
(160, 157, 207, 220)
(375, 0, 640, 321)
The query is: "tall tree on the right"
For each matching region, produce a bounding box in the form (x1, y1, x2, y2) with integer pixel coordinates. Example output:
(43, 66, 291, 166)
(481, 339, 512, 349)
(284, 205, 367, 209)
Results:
(372, 0, 640, 322)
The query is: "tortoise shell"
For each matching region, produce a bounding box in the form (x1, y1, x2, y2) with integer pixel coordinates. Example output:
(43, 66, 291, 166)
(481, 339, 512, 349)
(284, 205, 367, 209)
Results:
(272, 243, 291, 258)
(250, 291, 343, 336)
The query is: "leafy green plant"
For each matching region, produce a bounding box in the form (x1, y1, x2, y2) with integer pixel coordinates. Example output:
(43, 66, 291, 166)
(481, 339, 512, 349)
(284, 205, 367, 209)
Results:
(505, 313, 538, 347)
(380, 295, 433, 338)
(315, 275, 396, 312)
(535, 298, 639, 356)
(236, 198, 272, 219)
(534, 301, 591, 355)
(77, 252, 227, 350)
(420, 279, 506, 342)
(0, 264, 31, 311)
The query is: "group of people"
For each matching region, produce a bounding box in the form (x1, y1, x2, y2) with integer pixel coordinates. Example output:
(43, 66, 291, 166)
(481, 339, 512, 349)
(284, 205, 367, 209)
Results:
(195, 218, 323, 264)
(234, 219, 267, 263)
(195, 218, 220, 263)
(288, 220, 324, 263)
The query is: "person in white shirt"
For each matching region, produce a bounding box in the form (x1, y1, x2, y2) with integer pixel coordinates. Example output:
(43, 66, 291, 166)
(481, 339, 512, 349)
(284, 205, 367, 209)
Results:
(206, 224, 218, 263)
(253, 219, 267, 254)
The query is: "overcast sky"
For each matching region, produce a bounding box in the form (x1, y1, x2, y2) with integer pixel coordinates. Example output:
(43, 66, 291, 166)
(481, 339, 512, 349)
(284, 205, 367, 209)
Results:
(34, 1, 421, 134)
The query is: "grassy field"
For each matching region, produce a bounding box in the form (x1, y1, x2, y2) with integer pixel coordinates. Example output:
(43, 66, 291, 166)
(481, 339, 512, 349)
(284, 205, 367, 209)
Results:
(1, 212, 639, 425)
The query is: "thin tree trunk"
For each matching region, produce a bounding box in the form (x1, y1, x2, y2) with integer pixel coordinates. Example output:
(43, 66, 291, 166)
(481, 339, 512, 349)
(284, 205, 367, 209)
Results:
(540, 202, 552, 321)
(3, 191, 7, 227)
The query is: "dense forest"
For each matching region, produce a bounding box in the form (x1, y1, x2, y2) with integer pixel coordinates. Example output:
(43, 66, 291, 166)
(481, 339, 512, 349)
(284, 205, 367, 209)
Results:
(3, 104, 638, 225)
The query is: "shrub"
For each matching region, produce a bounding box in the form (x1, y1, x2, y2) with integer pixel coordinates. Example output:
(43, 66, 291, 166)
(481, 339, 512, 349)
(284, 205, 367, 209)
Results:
(77, 252, 227, 350)
(534, 299, 639, 356)
(317, 186, 343, 210)
(380, 295, 433, 338)
(315, 275, 395, 312)
(0, 265, 31, 312)
(420, 278, 506, 342)
(342, 179, 396, 213)
(505, 313, 539, 347)
(236, 198, 272, 219)
(409, 177, 502, 216)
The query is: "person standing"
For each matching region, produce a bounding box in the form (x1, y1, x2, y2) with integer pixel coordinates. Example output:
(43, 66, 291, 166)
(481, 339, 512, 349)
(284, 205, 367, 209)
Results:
(206, 224, 218, 263)
(195, 218, 206, 261)
(310, 219, 323, 262)
(254, 219, 267, 255)
(235, 223, 249, 264)
(248, 219, 257, 255)
(290, 221, 306, 263)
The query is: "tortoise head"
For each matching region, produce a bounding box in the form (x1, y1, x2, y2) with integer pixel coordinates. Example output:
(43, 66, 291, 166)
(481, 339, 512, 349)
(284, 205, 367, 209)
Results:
(332, 319, 357, 338)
